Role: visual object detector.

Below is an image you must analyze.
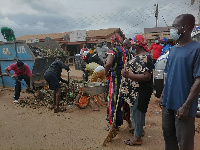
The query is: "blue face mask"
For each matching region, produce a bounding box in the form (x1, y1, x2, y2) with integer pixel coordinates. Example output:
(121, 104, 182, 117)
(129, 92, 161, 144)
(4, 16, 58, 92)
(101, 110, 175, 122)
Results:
(160, 44, 165, 46)
(155, 40, 159, 43)
(130, 47, 136, 53)
(170, 28, 180, 41)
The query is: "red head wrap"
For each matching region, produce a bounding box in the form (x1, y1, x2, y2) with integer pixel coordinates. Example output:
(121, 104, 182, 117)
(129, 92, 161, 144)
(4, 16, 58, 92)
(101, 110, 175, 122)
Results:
(131, 35, 149, 51)
(111, 35, 121, 43)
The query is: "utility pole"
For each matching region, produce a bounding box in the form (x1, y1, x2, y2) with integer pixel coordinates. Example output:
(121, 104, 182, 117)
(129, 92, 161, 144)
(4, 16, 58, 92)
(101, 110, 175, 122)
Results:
(191, 0, 195, 5)
(154, 4, 158, 27)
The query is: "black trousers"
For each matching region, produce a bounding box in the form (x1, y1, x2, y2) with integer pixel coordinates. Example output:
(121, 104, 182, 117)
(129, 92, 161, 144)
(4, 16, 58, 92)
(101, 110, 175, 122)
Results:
(162, 106, 195, 150)
(14, 74, 30, 100)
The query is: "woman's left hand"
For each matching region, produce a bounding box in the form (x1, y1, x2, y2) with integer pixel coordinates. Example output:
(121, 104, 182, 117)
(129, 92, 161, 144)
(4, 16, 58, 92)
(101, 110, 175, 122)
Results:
(121, 69, 129, 78)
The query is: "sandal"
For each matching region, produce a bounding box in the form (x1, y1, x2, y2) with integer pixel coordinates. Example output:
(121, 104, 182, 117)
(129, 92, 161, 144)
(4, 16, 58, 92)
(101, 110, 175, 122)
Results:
(124, 138, 142, 146)
(104, 125, 110, 131)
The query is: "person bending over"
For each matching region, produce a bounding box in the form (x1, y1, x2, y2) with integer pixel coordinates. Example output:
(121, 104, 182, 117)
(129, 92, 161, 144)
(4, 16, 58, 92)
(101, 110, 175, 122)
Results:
(44, 59, 70, 113)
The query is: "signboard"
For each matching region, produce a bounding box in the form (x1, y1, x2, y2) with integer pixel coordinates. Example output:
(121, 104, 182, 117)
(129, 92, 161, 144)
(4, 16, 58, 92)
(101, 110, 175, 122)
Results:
(70, 30, 86, 42)
(26, 38, 39, 43)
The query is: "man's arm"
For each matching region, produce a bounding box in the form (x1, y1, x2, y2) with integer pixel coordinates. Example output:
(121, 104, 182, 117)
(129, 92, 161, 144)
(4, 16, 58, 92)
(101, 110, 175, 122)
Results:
(24, 64, 33, 89)
(5, 67, 15, 79)
(149, 44, 154, 51)
(58, 60, 70, 71)
(80, 49, 83, 55)
(177, 77, 200, 120)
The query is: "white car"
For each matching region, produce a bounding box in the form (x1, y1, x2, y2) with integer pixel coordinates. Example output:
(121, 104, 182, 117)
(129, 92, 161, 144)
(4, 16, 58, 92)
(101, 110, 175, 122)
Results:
(153, 51, 169, 98)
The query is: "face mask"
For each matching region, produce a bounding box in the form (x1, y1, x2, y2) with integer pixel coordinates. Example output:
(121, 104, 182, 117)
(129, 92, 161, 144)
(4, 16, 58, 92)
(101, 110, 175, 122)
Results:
(131, 45, 137, 53)
(155, 40, 159, 43)
(170, 28, 180, 40)
(131, 49, 136, 53)
(160, 44, 164, 46)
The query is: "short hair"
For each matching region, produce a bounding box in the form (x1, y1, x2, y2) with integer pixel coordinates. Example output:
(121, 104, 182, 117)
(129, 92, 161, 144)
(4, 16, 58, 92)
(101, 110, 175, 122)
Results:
(176, 14, 195, 30)
(16, 61, 24, 68)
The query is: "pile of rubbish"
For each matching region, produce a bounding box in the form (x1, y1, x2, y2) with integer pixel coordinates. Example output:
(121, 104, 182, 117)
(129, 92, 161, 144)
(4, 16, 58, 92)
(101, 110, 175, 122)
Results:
(19, 89, 54, 109)
(19, 79, 81, 109)
(29, 45, 66, 58)
(28, 37, 66, 58)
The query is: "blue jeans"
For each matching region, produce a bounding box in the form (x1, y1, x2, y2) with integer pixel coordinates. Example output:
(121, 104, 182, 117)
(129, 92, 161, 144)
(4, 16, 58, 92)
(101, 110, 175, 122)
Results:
(130, 96, 145, 137)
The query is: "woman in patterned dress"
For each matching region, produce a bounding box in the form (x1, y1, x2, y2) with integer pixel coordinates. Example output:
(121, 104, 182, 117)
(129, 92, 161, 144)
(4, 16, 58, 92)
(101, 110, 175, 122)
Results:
(121, 35, 153, 146)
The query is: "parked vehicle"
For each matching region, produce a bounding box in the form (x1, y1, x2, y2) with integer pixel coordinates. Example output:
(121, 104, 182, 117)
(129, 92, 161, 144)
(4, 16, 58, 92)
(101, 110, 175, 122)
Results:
(153, 51, 168, 98)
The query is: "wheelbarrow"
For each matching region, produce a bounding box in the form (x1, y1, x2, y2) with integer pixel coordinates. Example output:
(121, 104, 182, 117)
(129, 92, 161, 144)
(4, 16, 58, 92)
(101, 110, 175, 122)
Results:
(74, 82, 107, 109)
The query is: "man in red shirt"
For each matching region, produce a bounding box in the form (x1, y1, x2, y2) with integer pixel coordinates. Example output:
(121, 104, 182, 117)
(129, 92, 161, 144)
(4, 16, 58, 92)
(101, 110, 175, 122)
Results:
(5, 61, 33, 103)
(149, 36, 163, 67)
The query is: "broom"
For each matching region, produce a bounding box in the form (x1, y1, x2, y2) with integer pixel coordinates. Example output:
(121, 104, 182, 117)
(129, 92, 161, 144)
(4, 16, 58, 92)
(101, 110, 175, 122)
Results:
(103, 56, 128, 146)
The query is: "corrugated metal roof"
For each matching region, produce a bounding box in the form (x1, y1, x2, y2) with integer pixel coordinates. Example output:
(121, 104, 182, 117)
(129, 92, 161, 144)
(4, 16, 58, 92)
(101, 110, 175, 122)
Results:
(17, 32, 69, 40)
(86, 28, 120, 37)
(144, 27, 172, 33)
(17, 28, 121, 41)
(143, 32, 172, 40)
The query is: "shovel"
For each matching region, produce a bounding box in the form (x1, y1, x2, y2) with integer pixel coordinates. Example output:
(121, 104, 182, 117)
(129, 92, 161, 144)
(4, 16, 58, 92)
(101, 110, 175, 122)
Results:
(15, 78, 35, 94)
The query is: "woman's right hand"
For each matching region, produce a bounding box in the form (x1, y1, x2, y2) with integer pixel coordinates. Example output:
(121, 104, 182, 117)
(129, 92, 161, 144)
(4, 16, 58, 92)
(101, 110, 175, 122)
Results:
(121, 69, 129, 78)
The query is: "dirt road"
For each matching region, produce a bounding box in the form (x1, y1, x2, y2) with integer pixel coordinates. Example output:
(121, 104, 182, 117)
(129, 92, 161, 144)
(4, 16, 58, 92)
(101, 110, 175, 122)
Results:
(0, 66, 200, 150)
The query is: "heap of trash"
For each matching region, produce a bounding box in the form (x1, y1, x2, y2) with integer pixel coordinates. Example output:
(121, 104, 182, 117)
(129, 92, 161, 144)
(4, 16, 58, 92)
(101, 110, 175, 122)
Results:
(19, 79, 81, 109)
(28, 37, 66, 58)
(29, 45, 66, 58)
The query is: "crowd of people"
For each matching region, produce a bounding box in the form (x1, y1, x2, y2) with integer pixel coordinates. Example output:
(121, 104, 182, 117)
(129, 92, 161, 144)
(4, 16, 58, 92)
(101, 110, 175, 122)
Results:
(78, 14, 200, 150)
(5, 14, 200, 150)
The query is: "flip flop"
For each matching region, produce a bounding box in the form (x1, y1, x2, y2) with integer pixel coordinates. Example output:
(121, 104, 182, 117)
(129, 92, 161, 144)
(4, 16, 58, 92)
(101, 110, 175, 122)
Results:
(129, 129, 134, 134)
(124, 139, 142, 146)
(104, 125, 110, 131)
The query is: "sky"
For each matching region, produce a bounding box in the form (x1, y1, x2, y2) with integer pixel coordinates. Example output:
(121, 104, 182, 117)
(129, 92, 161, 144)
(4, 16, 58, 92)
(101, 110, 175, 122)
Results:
(0, 0, 199, 41)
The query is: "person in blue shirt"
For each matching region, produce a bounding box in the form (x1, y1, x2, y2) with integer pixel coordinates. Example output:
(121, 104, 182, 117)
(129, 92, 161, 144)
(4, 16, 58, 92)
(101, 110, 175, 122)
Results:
(160, 14, 200, 150)
(44, 59, 70, 113)
(159, 37, 172, 56)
